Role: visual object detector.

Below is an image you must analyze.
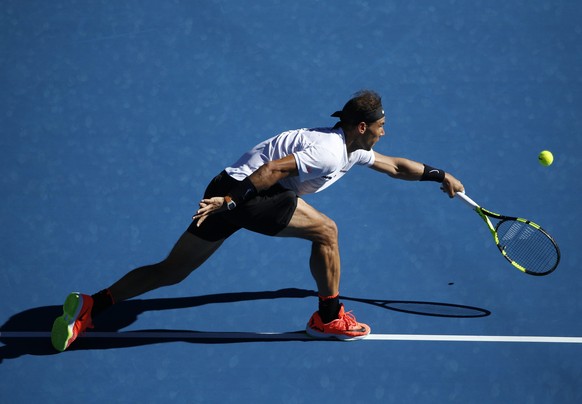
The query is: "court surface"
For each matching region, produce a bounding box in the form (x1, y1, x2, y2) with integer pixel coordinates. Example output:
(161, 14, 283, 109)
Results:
(1, 1, 582, 402)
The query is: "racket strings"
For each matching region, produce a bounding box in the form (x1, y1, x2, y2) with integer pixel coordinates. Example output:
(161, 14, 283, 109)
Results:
(496, 220, 559, 274)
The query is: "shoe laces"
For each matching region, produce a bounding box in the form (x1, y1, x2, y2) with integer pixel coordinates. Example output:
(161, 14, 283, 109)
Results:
(336, 310, 358, 328)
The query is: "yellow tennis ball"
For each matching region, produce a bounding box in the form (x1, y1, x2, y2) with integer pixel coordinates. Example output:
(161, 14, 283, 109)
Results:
(538, 150, 554, 166)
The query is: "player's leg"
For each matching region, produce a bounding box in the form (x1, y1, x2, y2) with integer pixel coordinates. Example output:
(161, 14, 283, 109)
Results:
(108, 231, 223, 302)
(51, 231, 225, 352)
(51, 171, 239, 351)
(276, 198, 340, 297)
(276, 198, 370, 340)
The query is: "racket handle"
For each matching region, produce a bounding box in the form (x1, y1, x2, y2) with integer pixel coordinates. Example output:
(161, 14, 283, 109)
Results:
(455, 191, 480, 209)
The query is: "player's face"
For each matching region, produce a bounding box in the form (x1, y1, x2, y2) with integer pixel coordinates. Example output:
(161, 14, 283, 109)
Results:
(361, 117, 386, 150)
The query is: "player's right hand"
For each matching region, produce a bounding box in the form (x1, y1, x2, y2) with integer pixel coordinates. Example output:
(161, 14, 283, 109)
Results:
(441, 173, 464, 198)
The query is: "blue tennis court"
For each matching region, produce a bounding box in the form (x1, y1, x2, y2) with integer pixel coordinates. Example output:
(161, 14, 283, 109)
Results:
(2, 1, 582, 402)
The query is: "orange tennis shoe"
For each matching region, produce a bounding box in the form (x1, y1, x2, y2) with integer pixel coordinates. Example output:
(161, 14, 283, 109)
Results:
(306, 303, 371, 341)
(51, 293, 94, 352)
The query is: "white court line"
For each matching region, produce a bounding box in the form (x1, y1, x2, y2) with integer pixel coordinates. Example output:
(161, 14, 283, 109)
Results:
(1, 331, 582, 344)
(364, 334, 582, 344)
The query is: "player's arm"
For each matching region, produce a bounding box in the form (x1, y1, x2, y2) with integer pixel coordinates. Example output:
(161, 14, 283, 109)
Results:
(370, 152, 424, 180)
(193, 155, 299, 226)
(248, 154, 299, 191)
(371, 151, 464, 197)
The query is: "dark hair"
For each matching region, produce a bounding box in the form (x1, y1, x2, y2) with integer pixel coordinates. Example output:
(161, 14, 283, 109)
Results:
(331, 90, 384, 129)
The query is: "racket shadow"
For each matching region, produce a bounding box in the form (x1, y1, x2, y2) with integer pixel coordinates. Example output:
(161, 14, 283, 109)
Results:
(0, 288, 490, 361)
(342, 296, 491, 318)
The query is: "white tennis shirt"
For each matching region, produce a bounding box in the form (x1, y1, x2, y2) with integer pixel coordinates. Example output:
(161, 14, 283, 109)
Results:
(225, 127, 375, 195)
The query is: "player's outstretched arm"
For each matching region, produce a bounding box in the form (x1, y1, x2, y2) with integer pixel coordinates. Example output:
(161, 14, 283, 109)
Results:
(370, 152, 424, 180)
(371, 151, 464, 197)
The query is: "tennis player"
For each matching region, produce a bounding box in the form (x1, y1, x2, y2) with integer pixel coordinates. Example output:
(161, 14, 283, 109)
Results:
(51, 90, 464, 350)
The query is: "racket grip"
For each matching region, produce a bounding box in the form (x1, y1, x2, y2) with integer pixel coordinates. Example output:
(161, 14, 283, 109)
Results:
(455, 191, 480, 209)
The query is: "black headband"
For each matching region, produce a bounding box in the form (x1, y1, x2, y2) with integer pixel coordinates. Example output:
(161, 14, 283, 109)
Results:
(330, 106, 385, 124)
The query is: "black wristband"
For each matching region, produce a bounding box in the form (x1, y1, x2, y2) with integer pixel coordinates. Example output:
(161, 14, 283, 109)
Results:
(227, 176, 258, 206)
(420, 164, 446, 183)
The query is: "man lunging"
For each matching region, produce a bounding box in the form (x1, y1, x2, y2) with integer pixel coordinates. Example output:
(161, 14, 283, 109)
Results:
(51, 90, 464, 351)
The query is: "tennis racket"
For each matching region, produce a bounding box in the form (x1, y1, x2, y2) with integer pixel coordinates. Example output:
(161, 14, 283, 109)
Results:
(456, 192, 560, 276)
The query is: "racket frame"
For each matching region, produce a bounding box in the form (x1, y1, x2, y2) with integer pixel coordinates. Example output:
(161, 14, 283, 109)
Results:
(456, 192, 560, 275)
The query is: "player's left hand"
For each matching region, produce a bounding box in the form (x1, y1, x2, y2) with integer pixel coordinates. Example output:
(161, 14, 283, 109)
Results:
(441, 173, 464, 198)
(192, 196, 227, 227)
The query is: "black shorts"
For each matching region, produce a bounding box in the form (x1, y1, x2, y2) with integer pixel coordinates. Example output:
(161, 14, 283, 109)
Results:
(187, 171, 298, 242)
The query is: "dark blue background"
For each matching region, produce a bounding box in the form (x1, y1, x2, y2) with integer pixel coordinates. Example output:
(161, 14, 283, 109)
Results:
(2, 1, 581, 402)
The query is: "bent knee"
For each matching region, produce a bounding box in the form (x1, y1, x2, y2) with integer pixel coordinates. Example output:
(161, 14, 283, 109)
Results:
(314, 215, 339, 246)
(279, 199, 339, 245)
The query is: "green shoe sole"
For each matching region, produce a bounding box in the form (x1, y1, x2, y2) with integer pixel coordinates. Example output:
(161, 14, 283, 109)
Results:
(51, 293, 82, 352)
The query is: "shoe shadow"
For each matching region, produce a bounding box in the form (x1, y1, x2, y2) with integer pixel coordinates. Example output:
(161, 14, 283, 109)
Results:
(0, 288, 490, 362)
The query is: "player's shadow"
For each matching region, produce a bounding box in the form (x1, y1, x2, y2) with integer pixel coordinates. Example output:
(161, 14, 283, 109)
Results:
(0, 288, 490, 363)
